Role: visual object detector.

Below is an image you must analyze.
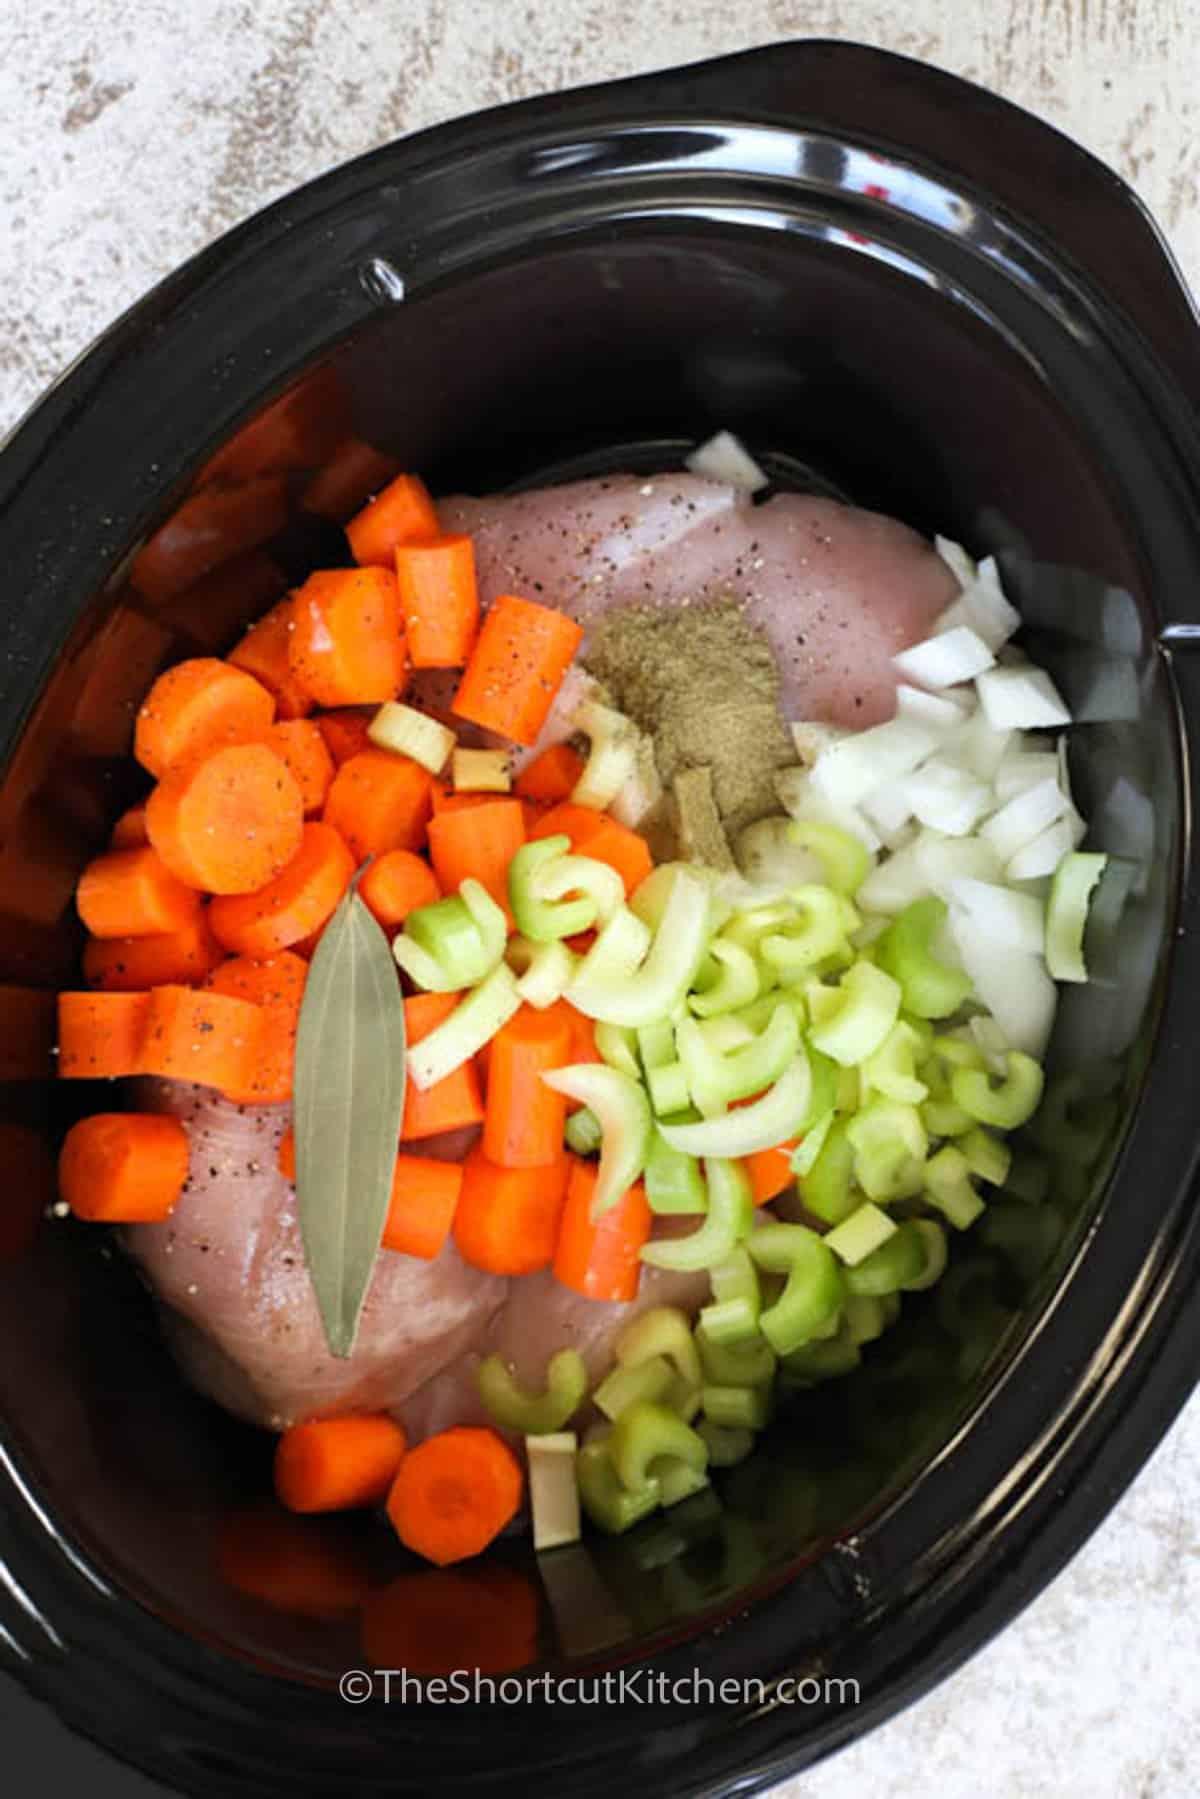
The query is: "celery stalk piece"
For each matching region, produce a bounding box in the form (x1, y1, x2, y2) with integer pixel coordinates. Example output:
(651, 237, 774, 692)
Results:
(843, 1293, 889, 1344)
(528, 1432, 582, 1551)
(407, 963, 522, 1089)
(542, 1063, 652, 1217)
(637, 1017, 677, 1072)
(861, 1021, 930, 1105)
(807, 961, 903, 1065)
(697, 1420, 756, 1467)
(572, 905, 652, 985)
(951, 1051, 1045, 1130)
(798, 1115, 857, 1224)
(791, 1109, 834, 1178)
(594, 1021, 640, 1079)
(615, 1305, 704, 1391)
(701, 1383, 772, 1431)
(875, 895, 973, 1020)
(394, 877, 507, 992)
(609, 1401, 709, 1492)
(699, 1246, 762, 1343)
(904, 1219, 949, 1290)
(368, 700, 456, 773)
(846, 1099, 928, 1203)
(657, 1460, 712, 1508)
(780, 1332, 862, 1384)
(639, 1157, 754, 1272)
(1045, 851, 1107, 981)
(759, 884, 850, 975)
(644, 1132, 708, 1215)
(676, 1004, 801, 1118)
(786, 820, 873, 895)
(478, 1348, 588, 1435)
(688, 938, 761, 1018)
(844, 1220, 932, 1295)
(571, 698, 644, 810)
(514, 939, 578, 1010)
(568, 868, 712, 1028)
(593, 1355, 676, 1421)
(824, 1202, 898, 1266)
(534, 852, 625, 926)
(923, 1145, 986, 1229)
(576, 1440, 661, 1534)
(695, 1322, 777, 1388)
(509, 836, 620, 942)
(747, 1223, 845, 1355)
(961, 1126, 1012, 1187)
(656, 1057, 813, 1158)
(699, 1296, 758, 1343)
(647, 1061, 691, 1118)
(564, 1107, 603, 1156)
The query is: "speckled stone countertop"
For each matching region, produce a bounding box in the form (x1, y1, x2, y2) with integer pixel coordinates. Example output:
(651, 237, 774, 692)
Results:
(2, 3, 1199, 1794)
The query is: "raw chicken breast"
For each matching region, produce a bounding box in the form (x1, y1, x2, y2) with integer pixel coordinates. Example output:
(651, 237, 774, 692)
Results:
(124, 1083, 506, 1431)
(441, 475, 958, 728)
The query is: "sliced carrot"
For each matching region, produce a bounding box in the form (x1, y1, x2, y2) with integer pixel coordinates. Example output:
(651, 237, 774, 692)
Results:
(146, 743, 305, 895)
(346, 472, 439, 567)
(401, 992, 485, 1142)
(83, 911, 224, 992)
(452, 594, 584, 748)
(358, 850, 440, 934)
(57, 1112, 189, 1222)
(384, 1155, 463, 1259)
(395, 535, 479, 669)
(134, 656, 276, 778)
(744, 1140, 800, 1206)
(385, 1425, 523, 1566)
(453, 1145, 570, 1275)
(426, 797, 525, 924)
(302, 437, 402, 524)
(208, 822, 355, 957)
(531, 802, 653, 895)
(205, 951, 307, 1104)
(137, 985, 262, 1097)
(314, 706, 375, 765)
(274, 1415, 408, 1514)
(76, 845, 202, 939)
(430, 782, 490, 815)
(514, 743, 585, 805)
(482, 1005, 572, 1169)
(323, 749, 434, 862)
(110, 804, 150, 850)
(228, 598, 314, 720)
(264, 719, 334, 816)
(288, 567, 406, 706)
(553, 1158, 650, 1302)
(216, 1503, 373, 1619)
(57, 991, 151, 1079)
(361, 1564, 539, 1675)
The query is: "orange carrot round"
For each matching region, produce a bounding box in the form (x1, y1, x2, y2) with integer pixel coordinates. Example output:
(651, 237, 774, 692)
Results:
(452, 1146, 570, 1275)
(228, 598, 315, 720)
(323, 748, 434, 862)
(83, 911, 224, 992)
(314, 706, 375, 765)
(426, 797, 526, 925)
(137, 985, 263, 1096)
(288, 567, 406, 706)
(205, 951, 307, 1104)
(265, 719, 334, 816)
(58, 991, 151, 1079)
(216, 1503, 373, 1619)
(274, 1414, 408, 1515)
(743, 1140, 801, 1206)
(146, 743, 305, 895)
(452, 594, 584, 747)
(482, 1005, 572, 1169)
(109, 803, 150, 850)
(76, 845, 202, 940)
(358, 849, 440, 933)
(385, 1426, 523, 1567)
(384, 1155, 463, 1259)
(57, 1111, 189, 1222)
(401, 993, 485, 1142)
(514, 743, 585, 805)
(553, 1158, 650, 1302)
(361, 1564, 539, 1674)
(346, 472, 439, 566)
(207, 822, 355, 957)
(134, 656, 277, 778)
(395, 534, 479, 669)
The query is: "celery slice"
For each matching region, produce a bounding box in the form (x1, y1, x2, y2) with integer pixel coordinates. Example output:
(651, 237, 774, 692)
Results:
(478, 1349, 587, 1435)
(786, 820, 872, 895)
(609, 1401, 709, 1492)
(824, 1202, 898, 1266)
(528, 1432, 582, 1551)
(747, 1223, 845, 1355)
(875, 895, 973, 1019)
(576, 1440, 660, 1534)
(394, 878, 506, 992)
(1045, 850, 1107, 982)
(807, 960, 902, 1065)
(615, 1305, 704, 1390)
(647, 1061, 691, 1118)
(639, 1157, 754, 1271)
(514, 939, 577, 1010)
(699, 1246, 762, 1344)
(923, 1144, 986, 1229)
(594, 1021, 640, 1079)
(368, 700, 455, 773)
(406, 963, 521, 1089)
(564, 1107, 603, 1156)
(568, 868, 711, 1027)
(656, 1057, 813, 1158)
(688, 939, 761, 1018)
(594, 1356, 675, 1421)
(643, 1132, 707, 1215)
(701, 1383, 772, 1431)
(676, 1004, 801, 1117)
(695, 1322, 777, 1387)
(798, 1115, 857, 1224)
(759, 884, 849, 975)
(542, 1062, 652, 1217)
(843, 1221, 930, 1295)
(951, 1051, 1045, 1130)
(846, 1099, 928, 1203)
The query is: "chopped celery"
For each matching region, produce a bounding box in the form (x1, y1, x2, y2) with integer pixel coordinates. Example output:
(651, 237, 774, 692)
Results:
(368, 700, 455, 772)
(780, 1331, 862, 1384)
(407, 963, 521, 1089)
(843, 1220, 930, 1295)
(572, 698, 643, 811)
(759, 884, 849, 975)
(394, 878, 507, 991)
(676, 1004, 801, 1117)
(861, 1021, 930, 1105)
(630, 860, 727, 933)
(576, 1440, 660, 1534)
(657, 1459, 712, 1508)
(930, 1032, 986, 1071)
(875, 896, 973, 1019)
(697, 1420, 755, 1466)
(609, 1401, 709, 1491)
(615, 1305, 704, 1390)
(807, 960, 902, 1065)
(528, 1432, 581, 1551)
(846, 1100, 928, 1203)
(689, 939, 761, 1018)
(594, 1355, 675, 1421)
(903, 1218, 949, 1290)
(478, 1348, 588, 1435)
(514, 939, 577, 1010)
(542, 1063, 652, 1217)
(961, 1126, 1012, 1187)
(701, 1383, 772, 1431)
(637, 1017, 677, 1071)
(644, 1132, 708, 1215)
(786, 820, 872, 895)
(647, 1060, 691, 1117)
(509, 836, 624, 942)
(699, 1296, 758, 1343)
(802, 1046, 840, 1125)
(594, 1021, 640, 1079)
(640, 1157, 754, 1271)
(695, 1322, 777, 1387)
(951, 1051, 1045, 1130)
(919, 1058, 975, 1137)
(747, 1223, 844, 1355)
(699, 1246, 762, 1343)
(721, 899, 796, 959)
(798, 1115, 857, 1224)
(656, 1057, 812, 1158)
(843, 1293, 890, 1344)
(1045, 850, 1107, 982)
(923, 1145, 986, 1229)
(573, 906, 652, 985)
(564, 1107, 603, 1156)
(791, 1109, 834, 1177)
(824, 1202, 898, 1266)
(569, 868, 711, 1028)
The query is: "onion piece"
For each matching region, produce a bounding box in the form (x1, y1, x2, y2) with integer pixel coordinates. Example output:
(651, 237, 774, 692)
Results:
(686, 430, 769, 493)
(946, 912, 1057, 1059)
(934, 555, 1022, 651)
(1005, 817, 1075, 882)
(993, 750, 1060, 802)
(948, 878, 1045, 954)
(980, 778, 1070, 862)
(895, 683, 973, 729)
(899, 760, 993, 837)
(808, 717, 941, 810)
(773, 767, 883, 853)
(934, 535, 977, 589)
(893, 625, 995, 689)
(975, 664, 1071, 729)
(913, 831, 1005, 897)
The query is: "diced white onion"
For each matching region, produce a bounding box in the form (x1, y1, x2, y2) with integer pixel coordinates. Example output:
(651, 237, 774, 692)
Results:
(685, 430, 769, 493)
(935, 558, 1022, 652)
(947, 912, 1057, 1059)
(980, 777, 1070, 862)
(975, 664, 1071, 729)
(774, 767, 883, 853)
(912, 830, 1004, 897)
(934, 535, 977, 589)
(943, 709, 1014, 780)
(993, 751, 1060, 802)
(899, 760, 993, 836)
(856, 839, 932, 915)
(859, 781, 915, 845)
(968, 1013, 1011, 1072)
(809, 717, 941, 809)
(895, 683, 974, 728)
(1004, 817, 1075, 882)
(893, 625, 995, 689)
(948, 878, 1044, 953)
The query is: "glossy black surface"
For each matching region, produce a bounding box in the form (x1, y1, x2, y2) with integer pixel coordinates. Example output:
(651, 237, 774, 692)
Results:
(1, 38, 1200, 1799)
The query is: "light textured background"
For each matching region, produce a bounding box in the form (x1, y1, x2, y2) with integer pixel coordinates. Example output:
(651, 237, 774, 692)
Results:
(2, 3, 1199, 1795)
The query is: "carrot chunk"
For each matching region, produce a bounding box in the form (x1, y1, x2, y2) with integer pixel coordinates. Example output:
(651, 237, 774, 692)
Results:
(358, 850, 440, 934)
(361, 1564, 539, 1675)
(57, 991, 151, 1079)
(288, 567, 406, 706)
(109, 804, 150, 850)
(137, 985, 263, 1097)
(453, 1145, 570, 1275)
(385, 1426, 523, 1566)
(513, 743, 585, 805)
(553, 1158, 650, 1302)
(57, 1112, 189, 1222)
(134, 656, 276, 778)
(146, 743, 305, 895)
(205, 951, 307, 1104)
(264, 719, 334, 815)
(452, 594, 584, 747)
(346, 472, 439, 567)
(76, 845, 202, 939)
(426, 797, 525, 924)
(314, 706, 375, 765)
(531, 802, 653, 895)
(395, 535, 479, 669)
(83, 911, 224, 992)
(274, 1415, 408, 1515)
(383, 1155, 463, 1259)
(228, 598, 314, 720)
(744, 1140, 800, 1206)
(401, 993, 485, 1141)
(482, 1005, 572, 1169)
(208, 822, 355, 957)
(323, 749, 434, 862)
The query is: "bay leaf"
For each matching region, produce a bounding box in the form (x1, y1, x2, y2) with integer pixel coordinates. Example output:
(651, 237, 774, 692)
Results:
(293, 880, 407, 1358)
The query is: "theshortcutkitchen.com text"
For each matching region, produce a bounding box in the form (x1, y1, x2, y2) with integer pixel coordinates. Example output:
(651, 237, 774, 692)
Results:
(338, 1668, 860, 1706)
